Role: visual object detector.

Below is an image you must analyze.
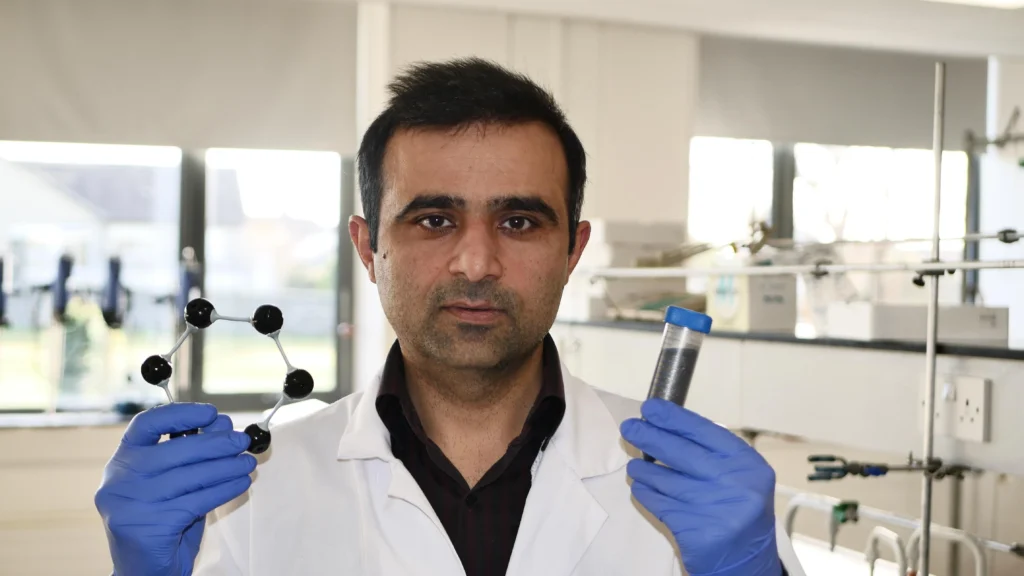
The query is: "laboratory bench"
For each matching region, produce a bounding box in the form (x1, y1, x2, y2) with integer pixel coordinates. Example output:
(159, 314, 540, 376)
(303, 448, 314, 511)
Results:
(548, 318, 1024, 478)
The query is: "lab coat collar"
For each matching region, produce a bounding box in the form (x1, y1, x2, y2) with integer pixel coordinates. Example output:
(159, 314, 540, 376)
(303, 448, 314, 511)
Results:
(547, 362, 631, 479)
(335, 368, 394, 462)
(336, 359, 630, 480)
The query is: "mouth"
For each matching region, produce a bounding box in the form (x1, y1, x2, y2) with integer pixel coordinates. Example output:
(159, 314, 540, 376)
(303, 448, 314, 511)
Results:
(441, 301, 506, 324)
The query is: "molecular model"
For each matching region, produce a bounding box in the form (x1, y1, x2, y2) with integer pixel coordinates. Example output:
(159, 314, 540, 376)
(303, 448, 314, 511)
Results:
(140, 297, 315, 455)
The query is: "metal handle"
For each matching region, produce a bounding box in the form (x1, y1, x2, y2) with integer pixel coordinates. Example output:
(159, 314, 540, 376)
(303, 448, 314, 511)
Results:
(101, 257, 125, 328)
(52, 254, 74, 323)
(864, 527, 908, 576)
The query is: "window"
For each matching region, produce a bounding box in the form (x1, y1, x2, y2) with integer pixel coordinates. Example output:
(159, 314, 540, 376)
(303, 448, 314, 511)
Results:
(687, 137, 775, 294)
(202, 149, 342, 396)
(0, 142, 182, 411)
(687, 137, 775, 245)
(792, 143, 969, 335)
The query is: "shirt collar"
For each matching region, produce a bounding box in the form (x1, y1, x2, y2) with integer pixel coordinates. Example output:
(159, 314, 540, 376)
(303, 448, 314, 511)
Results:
(337, 338, 629, 480)
(375, 334, 566, 445)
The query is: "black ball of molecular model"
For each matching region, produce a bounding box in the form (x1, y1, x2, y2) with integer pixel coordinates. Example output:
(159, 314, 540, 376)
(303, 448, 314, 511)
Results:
(140, 298, 315, 454)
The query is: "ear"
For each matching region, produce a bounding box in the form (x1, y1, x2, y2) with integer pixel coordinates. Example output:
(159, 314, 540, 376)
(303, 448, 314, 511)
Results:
(349, 215, 377, 283)
(566, 220, 591, 280)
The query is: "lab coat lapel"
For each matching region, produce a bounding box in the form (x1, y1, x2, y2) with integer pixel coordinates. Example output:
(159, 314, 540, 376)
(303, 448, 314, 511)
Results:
(335, 372, 393, 463)
(336, 371, 463, 574)
(505, 366, 631, 576)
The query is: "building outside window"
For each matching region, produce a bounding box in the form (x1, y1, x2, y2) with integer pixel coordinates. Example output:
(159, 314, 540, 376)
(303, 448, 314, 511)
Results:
(0, 142, 182, 411)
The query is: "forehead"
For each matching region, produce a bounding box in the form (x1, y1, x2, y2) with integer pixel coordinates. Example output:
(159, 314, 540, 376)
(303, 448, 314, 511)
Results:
(381, 122, 568, 210)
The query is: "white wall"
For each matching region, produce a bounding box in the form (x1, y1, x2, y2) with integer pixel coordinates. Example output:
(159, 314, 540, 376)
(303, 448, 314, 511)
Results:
(0, 0, 358, 152)
(380, 4, 698, 225)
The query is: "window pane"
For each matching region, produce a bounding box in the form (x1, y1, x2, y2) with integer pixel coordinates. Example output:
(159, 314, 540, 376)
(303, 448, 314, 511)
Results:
(688, 137, 774, 245)
(0, 142, 182, 411)
(203, 149, 340, 395)
(687, 137, 774, 295)
(792, 143, 969, 335)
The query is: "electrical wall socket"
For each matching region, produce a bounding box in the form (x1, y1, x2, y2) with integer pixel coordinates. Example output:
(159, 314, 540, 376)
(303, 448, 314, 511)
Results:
(952, 376, 991, 443)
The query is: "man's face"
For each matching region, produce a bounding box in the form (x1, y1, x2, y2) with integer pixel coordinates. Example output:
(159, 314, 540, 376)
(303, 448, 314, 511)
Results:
(350, 122, 590, 371)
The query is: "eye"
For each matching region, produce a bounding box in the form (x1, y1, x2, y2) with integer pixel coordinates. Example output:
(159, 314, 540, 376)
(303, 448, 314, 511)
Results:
(418, 215, 453, 230)
(501, 216, 535, 232)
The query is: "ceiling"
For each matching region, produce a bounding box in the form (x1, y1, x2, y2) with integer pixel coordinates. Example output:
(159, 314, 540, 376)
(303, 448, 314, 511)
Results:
(342, 0, 1024, 58)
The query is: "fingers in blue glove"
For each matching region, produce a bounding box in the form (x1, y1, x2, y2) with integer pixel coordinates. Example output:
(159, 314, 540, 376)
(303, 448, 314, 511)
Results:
(125, 430, 254, 475)
(122, 403, 220, 446)
(621, 419, 724, 480)
(630, 478, 721, 528)
(626, 458, 765, 506)
(202, 413, 235, 434)
(639, 398, 751, 455)
(629, 473, 781, 576)
(169, 474, 253, 520)
(127, 454, 258, 502)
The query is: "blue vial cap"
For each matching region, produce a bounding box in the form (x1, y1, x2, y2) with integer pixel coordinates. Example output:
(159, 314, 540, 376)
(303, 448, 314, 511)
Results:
(664, 306, 712, 334)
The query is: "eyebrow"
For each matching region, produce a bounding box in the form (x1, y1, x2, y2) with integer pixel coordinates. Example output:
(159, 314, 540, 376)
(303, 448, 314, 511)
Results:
(394, 194, 466, 221)
(394, 193, 560, 225)
(489, 196, 560, 225)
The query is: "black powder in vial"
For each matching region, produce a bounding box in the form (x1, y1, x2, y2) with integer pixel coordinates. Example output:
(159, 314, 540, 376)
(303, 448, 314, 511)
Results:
(643, 346, 700, 463)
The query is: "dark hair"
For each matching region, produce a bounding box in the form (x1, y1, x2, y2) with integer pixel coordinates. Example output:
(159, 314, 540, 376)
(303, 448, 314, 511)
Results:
(357, 57, 587, 253)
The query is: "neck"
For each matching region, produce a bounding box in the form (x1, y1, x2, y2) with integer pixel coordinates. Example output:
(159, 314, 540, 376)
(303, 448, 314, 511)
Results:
(402, 343, 545, 475)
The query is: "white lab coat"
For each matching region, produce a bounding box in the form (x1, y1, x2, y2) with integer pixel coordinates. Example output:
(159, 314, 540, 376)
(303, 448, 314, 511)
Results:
(195, 362, 806, 576)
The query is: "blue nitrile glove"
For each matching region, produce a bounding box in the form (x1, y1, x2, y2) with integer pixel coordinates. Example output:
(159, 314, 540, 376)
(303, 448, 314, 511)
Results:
(621, 398, 782, 576)
(95, 403, 257, 576)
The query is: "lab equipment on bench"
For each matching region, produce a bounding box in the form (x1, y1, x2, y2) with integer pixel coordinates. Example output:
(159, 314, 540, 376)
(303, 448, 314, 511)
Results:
(825, 302, 1010, 347)
(643, 305, 712, 462)
(140, 297, 315, 454)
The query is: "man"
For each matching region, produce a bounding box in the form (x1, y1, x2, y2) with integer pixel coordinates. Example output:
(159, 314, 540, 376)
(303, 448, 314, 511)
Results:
(95, 58, 803, 576)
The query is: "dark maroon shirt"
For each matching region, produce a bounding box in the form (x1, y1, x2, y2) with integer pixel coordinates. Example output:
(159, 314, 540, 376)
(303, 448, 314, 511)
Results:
(375, 335, 565, 576)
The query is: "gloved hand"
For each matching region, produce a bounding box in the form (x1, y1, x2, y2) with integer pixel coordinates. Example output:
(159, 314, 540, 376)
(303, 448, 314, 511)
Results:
(95, 403, 257, 576)
(621, 398, 782, 576)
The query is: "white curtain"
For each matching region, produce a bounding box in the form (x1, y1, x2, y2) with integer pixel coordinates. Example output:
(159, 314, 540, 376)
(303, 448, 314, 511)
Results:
(0, 0, 357, 152)
(696, 35, 987, 150)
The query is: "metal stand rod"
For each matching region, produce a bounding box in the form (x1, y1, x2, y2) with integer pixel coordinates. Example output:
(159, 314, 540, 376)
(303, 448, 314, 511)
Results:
(919, 60, 947, 576)
(761, 229, 1020, 249)
(588, 258, 1024, 279)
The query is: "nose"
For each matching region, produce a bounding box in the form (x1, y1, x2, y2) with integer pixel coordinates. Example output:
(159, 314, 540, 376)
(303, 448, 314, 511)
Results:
(448, 221, 504, 282)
